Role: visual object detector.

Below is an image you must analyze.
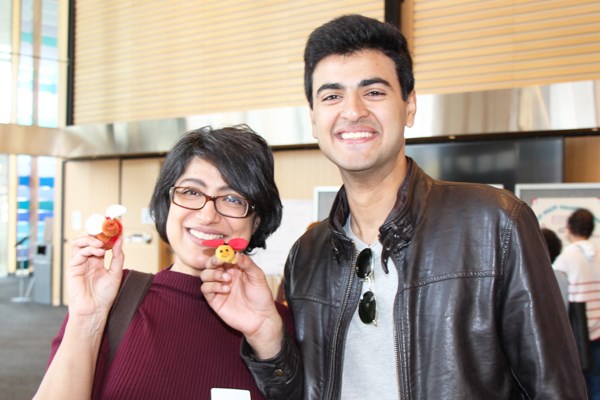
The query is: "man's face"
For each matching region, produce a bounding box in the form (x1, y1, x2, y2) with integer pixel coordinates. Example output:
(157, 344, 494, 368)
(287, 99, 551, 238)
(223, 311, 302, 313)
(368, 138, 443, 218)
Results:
(309, 49, 416, 176)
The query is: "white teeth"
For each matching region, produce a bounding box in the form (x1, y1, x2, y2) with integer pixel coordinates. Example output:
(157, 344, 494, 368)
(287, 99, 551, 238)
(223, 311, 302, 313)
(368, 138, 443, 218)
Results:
(189, 230, 224, 240)
(340, 131, 373, 140)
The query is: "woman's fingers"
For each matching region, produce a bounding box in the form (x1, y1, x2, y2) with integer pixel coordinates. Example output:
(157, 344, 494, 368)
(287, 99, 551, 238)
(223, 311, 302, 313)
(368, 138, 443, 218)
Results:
(199, 266, 232, 295)
(200, 281, 231, 296)
(200, 267, 231, 284)
(69, 235, 109, 272)
(108, 236, 125, 265)
(69, 246, 106, 268)
(103, 236, 125, 283)
(111, 235, 124, 252)
(71, 234, 105, 249)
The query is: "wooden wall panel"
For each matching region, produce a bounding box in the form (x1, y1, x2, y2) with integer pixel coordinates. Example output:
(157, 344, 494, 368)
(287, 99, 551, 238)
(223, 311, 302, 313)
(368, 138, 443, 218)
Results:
(73, 0, 383, 124)
(120, 158, 165, 274)
(565, 135, 600, 183)
(273, 149, 342, 199)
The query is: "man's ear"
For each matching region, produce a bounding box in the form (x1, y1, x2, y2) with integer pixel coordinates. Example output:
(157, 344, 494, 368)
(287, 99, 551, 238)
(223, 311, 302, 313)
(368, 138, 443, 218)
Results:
(310, 107, 318, 140)
(405, 90, 417, 128)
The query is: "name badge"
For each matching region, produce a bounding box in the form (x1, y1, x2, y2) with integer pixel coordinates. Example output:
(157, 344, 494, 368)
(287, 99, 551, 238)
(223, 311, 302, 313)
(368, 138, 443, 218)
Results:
(211, 388, 251, 400)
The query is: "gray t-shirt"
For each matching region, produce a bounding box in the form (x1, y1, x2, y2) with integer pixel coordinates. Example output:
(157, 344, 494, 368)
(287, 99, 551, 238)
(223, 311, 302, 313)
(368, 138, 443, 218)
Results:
(341, 219, 400, 400)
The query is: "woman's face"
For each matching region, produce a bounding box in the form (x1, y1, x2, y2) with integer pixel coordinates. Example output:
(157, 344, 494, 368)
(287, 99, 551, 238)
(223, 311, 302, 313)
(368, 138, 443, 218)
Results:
(166, 157, 258, 276)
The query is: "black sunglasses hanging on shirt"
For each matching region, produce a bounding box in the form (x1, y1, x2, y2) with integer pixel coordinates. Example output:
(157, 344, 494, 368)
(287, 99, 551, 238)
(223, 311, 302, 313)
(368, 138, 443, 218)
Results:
(355, 248, 377, 325)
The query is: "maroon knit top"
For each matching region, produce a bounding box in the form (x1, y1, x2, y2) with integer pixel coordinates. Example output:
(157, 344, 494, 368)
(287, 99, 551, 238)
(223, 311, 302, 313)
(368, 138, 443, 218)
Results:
(49, 268, 293, 399)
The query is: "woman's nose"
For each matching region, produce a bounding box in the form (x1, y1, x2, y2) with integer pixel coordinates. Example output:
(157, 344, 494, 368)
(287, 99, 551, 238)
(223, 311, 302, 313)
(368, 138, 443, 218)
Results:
(195, 199, 220, 223)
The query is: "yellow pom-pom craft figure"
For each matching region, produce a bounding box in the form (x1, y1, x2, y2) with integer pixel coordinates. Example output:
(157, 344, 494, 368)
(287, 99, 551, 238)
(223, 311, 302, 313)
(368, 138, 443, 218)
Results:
(202, 238, 249, 264)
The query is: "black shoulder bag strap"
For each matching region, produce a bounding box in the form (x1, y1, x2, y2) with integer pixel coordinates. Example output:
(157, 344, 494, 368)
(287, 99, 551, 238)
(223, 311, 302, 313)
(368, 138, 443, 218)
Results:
(105, 270, 154, 366)
(569, 301, 592, 372)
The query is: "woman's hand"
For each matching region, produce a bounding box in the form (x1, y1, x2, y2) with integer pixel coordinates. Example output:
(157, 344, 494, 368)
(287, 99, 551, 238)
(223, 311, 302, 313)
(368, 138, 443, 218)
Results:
(200, 253, 283, 359)
(66, 234, 125, 321)
(32, 235, 126, 400)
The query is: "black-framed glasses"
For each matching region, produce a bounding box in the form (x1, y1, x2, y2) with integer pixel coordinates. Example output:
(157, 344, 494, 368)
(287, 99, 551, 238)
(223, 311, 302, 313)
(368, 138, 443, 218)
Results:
(169, 186, 254, 219)
(355, 248, 377, 325)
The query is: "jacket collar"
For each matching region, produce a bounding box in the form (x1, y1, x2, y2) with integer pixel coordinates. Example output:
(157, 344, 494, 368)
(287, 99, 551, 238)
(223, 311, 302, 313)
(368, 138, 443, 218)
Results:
(328, 157, 430, 272)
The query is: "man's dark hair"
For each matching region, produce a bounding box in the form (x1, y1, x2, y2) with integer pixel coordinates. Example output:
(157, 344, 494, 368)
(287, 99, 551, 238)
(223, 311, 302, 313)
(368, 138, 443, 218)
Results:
(567, 208, 595, 239)
(541, 228, 562, 263)
(303, 14, 414, 108)
(149, 124, 282, 252)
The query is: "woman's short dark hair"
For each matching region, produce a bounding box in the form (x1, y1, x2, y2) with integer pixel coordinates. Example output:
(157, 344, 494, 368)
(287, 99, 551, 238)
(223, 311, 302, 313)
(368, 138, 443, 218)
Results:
(541, 228, 562, 263)
(149, 124, 282, 253)
(304, 14, 414, 107)
(567, 208, 595, 239)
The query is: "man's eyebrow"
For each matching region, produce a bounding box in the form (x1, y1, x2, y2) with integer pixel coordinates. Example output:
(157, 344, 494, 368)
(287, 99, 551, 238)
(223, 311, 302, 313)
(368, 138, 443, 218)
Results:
(316, 82, 343, 96)
(359, 77, 392, 88)
(316, 78, 392, 96)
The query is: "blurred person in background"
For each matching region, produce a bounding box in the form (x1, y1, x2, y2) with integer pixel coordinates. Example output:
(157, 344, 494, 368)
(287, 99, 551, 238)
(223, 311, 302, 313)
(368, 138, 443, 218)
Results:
(554, 208, 600, 399)
(542, 227, 568, 308)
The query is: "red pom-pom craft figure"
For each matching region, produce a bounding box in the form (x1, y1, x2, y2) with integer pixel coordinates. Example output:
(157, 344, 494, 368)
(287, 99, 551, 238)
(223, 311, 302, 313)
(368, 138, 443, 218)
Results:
(202, 238, 249, 264)
(85, 204, 127, 250)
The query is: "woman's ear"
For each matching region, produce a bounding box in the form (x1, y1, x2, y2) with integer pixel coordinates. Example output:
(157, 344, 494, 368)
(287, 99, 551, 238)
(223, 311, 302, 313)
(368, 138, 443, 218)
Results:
(252, 217, 261, 234)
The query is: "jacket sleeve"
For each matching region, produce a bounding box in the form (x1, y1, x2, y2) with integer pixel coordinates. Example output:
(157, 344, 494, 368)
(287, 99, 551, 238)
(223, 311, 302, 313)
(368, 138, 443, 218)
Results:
(241, 332, 303, 400)
(500, 202, 587, 399)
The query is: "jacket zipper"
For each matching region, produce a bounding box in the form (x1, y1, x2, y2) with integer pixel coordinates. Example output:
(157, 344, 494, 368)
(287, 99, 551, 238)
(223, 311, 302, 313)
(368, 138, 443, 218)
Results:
(324, 242, 357, 400)
(393, 247, 409, 400)
(393, 286, 404, 400)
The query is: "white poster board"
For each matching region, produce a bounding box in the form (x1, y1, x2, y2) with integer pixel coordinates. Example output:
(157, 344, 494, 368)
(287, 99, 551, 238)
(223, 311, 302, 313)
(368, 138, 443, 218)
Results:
(515, 183, 600, 248)
(251, 199, 313, 276)
(313, 186, 340, 221)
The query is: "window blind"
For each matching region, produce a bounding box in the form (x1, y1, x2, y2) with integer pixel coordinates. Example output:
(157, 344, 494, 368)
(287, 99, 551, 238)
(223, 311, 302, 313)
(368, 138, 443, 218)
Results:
(411, 0, 600, 94)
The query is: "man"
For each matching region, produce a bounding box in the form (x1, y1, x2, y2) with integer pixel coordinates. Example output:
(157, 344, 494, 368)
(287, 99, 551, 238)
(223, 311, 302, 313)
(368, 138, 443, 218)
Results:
(202, 14, 586, 399)
(554, 208, 600, 399)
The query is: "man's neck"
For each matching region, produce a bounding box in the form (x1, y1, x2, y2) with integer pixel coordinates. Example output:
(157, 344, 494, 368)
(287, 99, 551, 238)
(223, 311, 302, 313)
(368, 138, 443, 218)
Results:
(342, 159, 407, 244)
(569, 234, 588, 243)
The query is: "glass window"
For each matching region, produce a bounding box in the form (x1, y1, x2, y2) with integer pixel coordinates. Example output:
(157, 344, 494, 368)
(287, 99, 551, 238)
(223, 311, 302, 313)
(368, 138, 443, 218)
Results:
(37, 156, 56, 242)
(16, 155, 31, 270)
(0, 0, 12, 124)
(17, 0, 34, 125)
(39, 0, 59, 127)
(1, 0, 62, 127)
(0, 60, 10, 123)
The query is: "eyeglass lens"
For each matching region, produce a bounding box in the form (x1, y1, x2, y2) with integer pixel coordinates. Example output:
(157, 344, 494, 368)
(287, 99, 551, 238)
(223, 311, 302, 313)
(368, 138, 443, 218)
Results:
(355, 248, 377, 325)
(170, 186, 250, 218)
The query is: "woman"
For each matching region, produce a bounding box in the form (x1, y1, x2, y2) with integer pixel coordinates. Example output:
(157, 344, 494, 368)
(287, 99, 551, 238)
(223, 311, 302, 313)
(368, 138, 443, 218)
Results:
(34, 125, 297, 399)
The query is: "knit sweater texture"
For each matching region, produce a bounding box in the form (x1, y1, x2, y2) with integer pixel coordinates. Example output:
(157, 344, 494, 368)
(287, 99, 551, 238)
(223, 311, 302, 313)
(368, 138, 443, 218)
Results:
(49, 268, 291, 399)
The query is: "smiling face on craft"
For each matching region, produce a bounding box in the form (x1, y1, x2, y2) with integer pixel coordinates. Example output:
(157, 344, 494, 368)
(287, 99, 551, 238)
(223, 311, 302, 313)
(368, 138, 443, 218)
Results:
(216, 245, 235, 262)
(166, 157, 256, 276)
(310, 49, 416, 176)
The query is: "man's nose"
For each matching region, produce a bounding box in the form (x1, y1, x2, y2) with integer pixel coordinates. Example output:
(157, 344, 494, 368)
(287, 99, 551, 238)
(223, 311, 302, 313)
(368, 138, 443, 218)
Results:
(341, 93, 368, 121)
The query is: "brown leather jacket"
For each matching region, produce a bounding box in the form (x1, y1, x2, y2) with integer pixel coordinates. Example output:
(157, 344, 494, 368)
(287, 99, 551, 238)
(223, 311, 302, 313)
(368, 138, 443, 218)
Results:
(245, 158, 586, 399)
